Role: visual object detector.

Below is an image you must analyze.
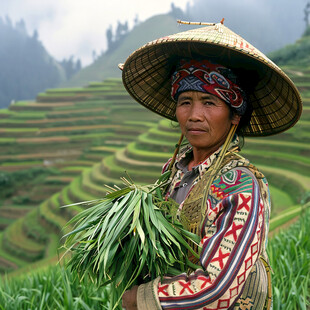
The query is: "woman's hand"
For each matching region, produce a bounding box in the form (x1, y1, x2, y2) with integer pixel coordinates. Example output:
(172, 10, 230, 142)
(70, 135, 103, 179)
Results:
(122, 285, 138, 310)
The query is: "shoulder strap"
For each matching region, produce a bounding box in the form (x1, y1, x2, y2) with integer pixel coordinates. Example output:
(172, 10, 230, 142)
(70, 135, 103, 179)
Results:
(260, 256, 273, 310)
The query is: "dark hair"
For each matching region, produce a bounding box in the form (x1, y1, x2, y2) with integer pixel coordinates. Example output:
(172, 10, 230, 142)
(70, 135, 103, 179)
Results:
(227, 95, 253, 135)
(224, 66, 257, 136)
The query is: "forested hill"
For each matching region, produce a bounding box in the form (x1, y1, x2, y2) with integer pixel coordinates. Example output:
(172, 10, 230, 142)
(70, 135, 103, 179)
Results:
(63, 15, 310, 88)
(0, 17, 81, 109)
(62, 14, 190, 87)
(268, 25, 310, 66)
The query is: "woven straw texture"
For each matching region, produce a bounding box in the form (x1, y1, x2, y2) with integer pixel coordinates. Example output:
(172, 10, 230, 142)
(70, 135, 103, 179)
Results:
(122, 23, 302, 136)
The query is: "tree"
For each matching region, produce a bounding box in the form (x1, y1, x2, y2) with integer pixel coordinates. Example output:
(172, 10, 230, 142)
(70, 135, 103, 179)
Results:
(15, 19, 27, 34)
(134, 14, 139, 26)
(169, 3, 185, 19)
(106, 25, 113, 50)
(32, 29, 39, 41)
(92, 50, 97, 62)
(0, 17, 66, 108)
(60, 56, 82, 79)
(105, 20, 129, 54)
(304, 2, 310, 27)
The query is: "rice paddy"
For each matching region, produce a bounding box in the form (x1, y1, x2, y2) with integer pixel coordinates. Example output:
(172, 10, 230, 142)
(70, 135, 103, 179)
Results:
(0, 65, 308, 308)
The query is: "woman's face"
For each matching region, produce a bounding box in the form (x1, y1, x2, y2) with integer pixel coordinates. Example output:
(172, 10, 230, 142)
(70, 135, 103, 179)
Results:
(176, 91, 240, 154)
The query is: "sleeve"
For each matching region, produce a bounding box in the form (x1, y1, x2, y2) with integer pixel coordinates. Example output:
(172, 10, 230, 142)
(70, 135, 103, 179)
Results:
(137, 169, 267, 310)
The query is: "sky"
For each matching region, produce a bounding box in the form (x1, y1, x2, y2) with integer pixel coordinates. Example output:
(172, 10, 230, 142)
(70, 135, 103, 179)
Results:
(0, 0, 192, 67)
(1, 0, 308, 67)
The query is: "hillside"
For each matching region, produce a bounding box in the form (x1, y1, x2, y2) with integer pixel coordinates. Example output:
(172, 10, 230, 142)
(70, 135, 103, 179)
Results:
(268, 25, 310, 66)
(62, 14, 189, 87)
(0, 25, 310, 274)
(0, 65, 309, 273)
(0, 79, 160, 232)
(0, 17, 72, 109)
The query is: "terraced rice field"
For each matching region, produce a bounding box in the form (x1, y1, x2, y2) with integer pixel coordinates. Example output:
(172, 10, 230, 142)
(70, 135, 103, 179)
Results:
(0, 67, 309, 275)
(0, 79, 160, 227)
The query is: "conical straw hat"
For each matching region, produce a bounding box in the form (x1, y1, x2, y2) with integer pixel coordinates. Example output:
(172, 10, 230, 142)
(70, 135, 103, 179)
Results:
(122, 22, 302, 136)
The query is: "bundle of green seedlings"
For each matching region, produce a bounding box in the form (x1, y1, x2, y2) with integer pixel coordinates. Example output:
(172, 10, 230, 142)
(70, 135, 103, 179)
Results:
(62, 171, 201, 310)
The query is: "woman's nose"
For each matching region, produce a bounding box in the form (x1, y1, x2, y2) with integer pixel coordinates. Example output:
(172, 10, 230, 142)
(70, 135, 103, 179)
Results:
(188, 103, 204, 121)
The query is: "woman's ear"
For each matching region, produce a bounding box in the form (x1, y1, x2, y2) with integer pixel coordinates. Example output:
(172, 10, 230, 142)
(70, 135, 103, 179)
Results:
(231, 114, 241, 125)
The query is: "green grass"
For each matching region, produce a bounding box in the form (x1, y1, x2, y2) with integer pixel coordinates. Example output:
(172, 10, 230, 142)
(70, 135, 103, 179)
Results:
(0, 207, 308, 309)
(268, 207, 310, 309)
(0, 265, 111, 309)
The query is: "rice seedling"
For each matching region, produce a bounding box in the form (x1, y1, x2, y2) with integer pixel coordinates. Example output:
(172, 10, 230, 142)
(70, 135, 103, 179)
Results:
(62, 172, 201, 309)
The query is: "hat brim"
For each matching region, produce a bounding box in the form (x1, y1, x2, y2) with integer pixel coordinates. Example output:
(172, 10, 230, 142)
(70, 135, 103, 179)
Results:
(122, 24, 302, 136)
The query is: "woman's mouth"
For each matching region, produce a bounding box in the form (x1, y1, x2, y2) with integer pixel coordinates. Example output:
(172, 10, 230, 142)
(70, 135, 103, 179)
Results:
(187, 127, 207, 134)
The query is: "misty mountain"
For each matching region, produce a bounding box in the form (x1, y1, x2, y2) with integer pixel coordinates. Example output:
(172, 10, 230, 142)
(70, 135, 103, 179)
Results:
(64, 0, 308, 87)
(188, 0, 306, 55)
(268, 25, 310, 65)
(61, 13, 190, 88)
(0, 17, 81, 109)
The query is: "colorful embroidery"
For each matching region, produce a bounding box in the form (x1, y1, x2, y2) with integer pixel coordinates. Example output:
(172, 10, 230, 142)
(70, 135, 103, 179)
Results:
(156, 139, 271, 309)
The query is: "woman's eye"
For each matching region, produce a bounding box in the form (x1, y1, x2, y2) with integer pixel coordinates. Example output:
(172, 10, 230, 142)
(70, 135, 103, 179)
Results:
(178, 101, 190, 106)
(204, 101, 214, 105)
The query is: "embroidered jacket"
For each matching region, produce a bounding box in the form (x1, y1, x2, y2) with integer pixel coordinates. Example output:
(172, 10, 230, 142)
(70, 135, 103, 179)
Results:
(137, 140, 271, 310)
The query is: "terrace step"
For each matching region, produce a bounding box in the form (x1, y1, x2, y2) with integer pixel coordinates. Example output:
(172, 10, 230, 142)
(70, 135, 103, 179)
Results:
(89, 163, 124, 188)
(2, 219, 45, 262)
(81, 168, 106, 197)
(66, 177, 97, 204)
(124, 142, 172, 163)
(257, 165, 310, 203)
(100, 155, 160, 184)
(0, 233, 27, 272)
(114, 148, 163, 172)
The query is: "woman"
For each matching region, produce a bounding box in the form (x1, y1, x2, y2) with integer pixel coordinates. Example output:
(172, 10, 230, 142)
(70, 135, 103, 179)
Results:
(121, 21, 302, 310)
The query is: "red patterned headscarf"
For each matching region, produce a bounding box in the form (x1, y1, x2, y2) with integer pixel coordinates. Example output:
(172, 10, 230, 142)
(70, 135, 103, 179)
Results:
(171, 59, 246, 115)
